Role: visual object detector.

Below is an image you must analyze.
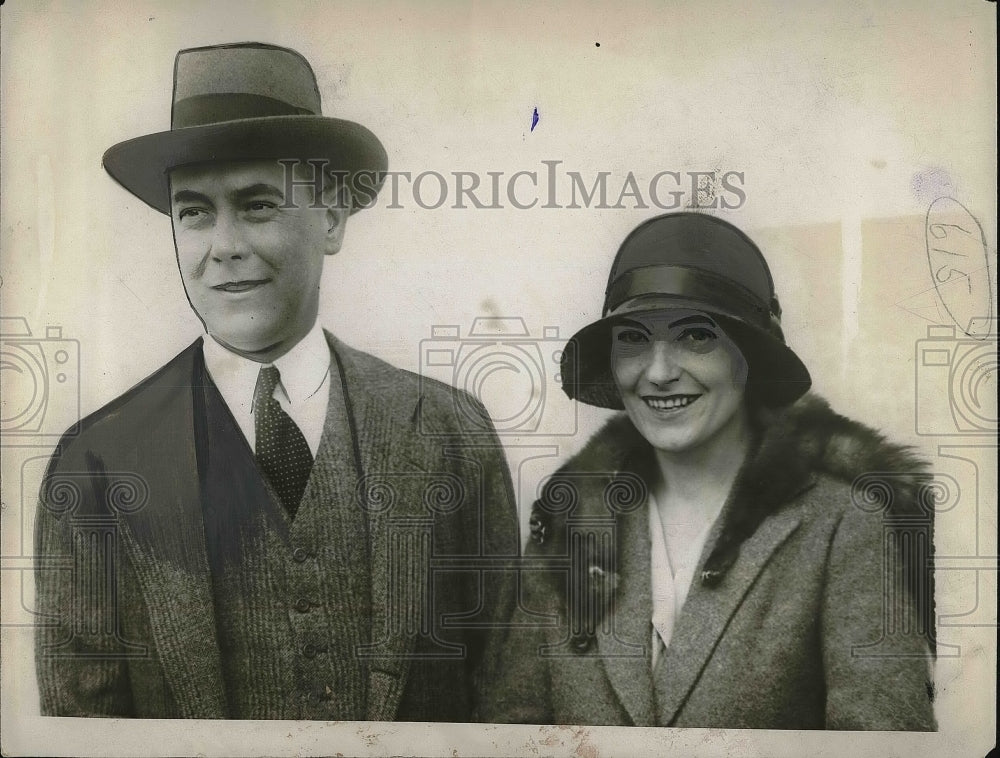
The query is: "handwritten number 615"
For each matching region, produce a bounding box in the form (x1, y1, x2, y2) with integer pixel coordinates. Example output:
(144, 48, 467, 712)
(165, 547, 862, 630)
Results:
(929, 223, 973, 293)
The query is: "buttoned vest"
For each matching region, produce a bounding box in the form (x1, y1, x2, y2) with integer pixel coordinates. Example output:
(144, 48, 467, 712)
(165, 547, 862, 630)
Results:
(198, 359, 372, 719)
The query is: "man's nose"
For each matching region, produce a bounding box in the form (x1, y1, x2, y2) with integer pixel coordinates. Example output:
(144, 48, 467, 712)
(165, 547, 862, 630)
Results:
(644, 341, 681, 385)
(209, 212, 250, 261)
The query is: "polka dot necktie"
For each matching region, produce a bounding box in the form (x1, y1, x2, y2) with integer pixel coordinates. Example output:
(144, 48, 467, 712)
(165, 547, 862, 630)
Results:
(253, 365, 313, 519)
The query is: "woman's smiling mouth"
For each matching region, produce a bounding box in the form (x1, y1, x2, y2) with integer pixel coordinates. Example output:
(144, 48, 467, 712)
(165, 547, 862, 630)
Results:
(643, 394, 701, 412)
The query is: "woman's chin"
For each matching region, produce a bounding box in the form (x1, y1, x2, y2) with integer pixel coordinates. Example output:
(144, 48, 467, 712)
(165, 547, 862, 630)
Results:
(633, 423, 698, 454)
(625, 406, 702, 453)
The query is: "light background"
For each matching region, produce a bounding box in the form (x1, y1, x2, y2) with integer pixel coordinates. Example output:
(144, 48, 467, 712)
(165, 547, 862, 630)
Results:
(1, 1, 996, 756)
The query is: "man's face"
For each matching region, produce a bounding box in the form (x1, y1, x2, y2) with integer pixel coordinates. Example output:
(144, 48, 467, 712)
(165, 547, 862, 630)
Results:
(169, 160, 348, 361)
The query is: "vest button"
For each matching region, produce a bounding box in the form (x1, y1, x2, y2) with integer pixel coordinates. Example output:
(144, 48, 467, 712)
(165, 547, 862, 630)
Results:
(303, 644, 317, 659)
(292, 547, 309, 563)
(295, 598, 311, 613)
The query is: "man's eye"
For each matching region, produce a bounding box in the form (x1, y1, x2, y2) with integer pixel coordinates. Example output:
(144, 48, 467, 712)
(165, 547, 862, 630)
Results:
(177, 207, 205, 221)
(246, 201, 277, 214)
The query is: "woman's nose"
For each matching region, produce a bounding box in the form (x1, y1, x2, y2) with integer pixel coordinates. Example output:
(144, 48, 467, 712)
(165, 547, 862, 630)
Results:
(643, 341, 681, 385)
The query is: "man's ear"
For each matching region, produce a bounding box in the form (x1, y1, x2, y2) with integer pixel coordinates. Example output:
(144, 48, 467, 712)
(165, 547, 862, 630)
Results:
(323, 183, 350, 256)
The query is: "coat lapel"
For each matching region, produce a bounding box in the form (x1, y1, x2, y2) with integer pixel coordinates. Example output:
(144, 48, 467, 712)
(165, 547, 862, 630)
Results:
(596, 484, 656, 726)
(115, 341, 227, 718)
(328, 335, 431, 722)
(653, 506, 801, 725)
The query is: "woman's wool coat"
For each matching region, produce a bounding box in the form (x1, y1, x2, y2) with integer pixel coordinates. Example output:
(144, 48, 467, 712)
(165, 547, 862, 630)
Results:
(479, 395, 937, 730)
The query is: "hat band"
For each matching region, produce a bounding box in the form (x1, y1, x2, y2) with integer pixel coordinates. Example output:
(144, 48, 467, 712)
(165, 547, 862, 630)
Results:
(172, 93, 315, 129)
(605, 265, 770, 325)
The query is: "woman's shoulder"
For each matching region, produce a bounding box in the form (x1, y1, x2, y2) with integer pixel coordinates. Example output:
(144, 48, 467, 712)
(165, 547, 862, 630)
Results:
(760, 394, 933, 522)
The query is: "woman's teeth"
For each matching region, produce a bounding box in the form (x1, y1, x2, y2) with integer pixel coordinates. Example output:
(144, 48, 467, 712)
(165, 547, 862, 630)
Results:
(645, 395, 698, 410)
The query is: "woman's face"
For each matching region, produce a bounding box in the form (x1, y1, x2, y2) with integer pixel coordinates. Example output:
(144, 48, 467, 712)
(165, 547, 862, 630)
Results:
(611, 309, 750, 456)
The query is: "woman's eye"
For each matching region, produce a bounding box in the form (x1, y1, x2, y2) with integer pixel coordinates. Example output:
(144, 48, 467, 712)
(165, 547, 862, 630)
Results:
(677, 327, 718, 350)
(616, 329, 648, 345)
(685, 327, 715, 341)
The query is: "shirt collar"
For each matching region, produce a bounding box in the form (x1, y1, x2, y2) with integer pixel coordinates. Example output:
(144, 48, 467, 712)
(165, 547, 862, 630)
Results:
(271, 324, 331, 403)
(202, 323, 331, 405)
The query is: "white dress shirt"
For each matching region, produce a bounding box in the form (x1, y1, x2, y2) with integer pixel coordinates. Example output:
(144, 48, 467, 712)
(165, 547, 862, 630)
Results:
(649, 491, 725, 669)
(201, 324, 332, 456)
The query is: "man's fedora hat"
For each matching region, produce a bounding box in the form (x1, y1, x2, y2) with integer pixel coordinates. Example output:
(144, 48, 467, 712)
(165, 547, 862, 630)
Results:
(560, 212, 812, 409)
(102, 42, 387, 214)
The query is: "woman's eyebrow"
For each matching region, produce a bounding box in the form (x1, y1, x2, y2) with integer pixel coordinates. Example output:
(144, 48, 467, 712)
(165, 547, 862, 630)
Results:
(667, 315, 717, 329)
(617, 319, 652, 333)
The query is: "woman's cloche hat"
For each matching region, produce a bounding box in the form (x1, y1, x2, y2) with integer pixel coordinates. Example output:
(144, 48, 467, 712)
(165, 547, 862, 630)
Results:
(102, 42, 387, 215)
(560, 212, 811, 409)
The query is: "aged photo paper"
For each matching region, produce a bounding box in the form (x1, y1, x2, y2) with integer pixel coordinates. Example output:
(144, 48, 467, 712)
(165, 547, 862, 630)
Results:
(1, 1, 996, 756)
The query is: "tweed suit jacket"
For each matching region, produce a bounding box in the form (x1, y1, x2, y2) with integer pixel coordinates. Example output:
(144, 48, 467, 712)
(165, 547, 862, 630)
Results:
(34, 332, 519, 720)
(478, 396, 937, 730)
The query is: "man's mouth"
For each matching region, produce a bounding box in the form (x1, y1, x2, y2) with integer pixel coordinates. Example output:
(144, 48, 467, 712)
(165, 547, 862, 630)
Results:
(212, 279, 270, 293)
(643, 394, 700, 411)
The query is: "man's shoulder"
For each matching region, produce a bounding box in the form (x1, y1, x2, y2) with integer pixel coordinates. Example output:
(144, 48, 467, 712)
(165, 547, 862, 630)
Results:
(330, 336, 423, 393)
(329, 334, 492, 434)
(53, 340, 202, 460)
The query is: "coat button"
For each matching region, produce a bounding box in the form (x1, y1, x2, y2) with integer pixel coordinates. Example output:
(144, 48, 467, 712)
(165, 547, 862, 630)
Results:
(570, 634, 594, 653)
(295, 598, 311, 613)
(303, 644, 317, 659)
(292, 547, 309, 563)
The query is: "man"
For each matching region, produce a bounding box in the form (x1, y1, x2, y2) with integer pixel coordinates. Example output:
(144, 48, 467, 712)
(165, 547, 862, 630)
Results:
(34, 42, 519, 721)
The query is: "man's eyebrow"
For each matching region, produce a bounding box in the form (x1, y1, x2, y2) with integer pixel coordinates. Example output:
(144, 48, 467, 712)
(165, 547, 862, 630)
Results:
(233, 183, 286, 201)
(171, 184, 287, 205)
(171, 189, 210, 205)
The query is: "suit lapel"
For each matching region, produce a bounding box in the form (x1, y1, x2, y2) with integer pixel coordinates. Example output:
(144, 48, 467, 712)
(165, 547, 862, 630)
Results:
(115, 341, 227, 718)
(653, 507, 801, 725)
(328, 335, 430, 722)
(597, 489, 656, 726)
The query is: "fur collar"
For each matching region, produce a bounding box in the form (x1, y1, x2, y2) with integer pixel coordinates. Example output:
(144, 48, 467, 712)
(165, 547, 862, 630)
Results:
(528, 393, 934, 648)
(532, 393, 931, 528)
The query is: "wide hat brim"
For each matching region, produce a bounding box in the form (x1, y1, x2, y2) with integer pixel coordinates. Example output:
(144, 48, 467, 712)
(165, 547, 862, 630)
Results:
(102, 115, 388, 215)
(560, 298, 812, 410)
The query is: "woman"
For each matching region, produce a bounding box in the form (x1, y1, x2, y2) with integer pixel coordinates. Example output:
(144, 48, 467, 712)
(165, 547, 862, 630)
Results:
(480, 212, 936, 730)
